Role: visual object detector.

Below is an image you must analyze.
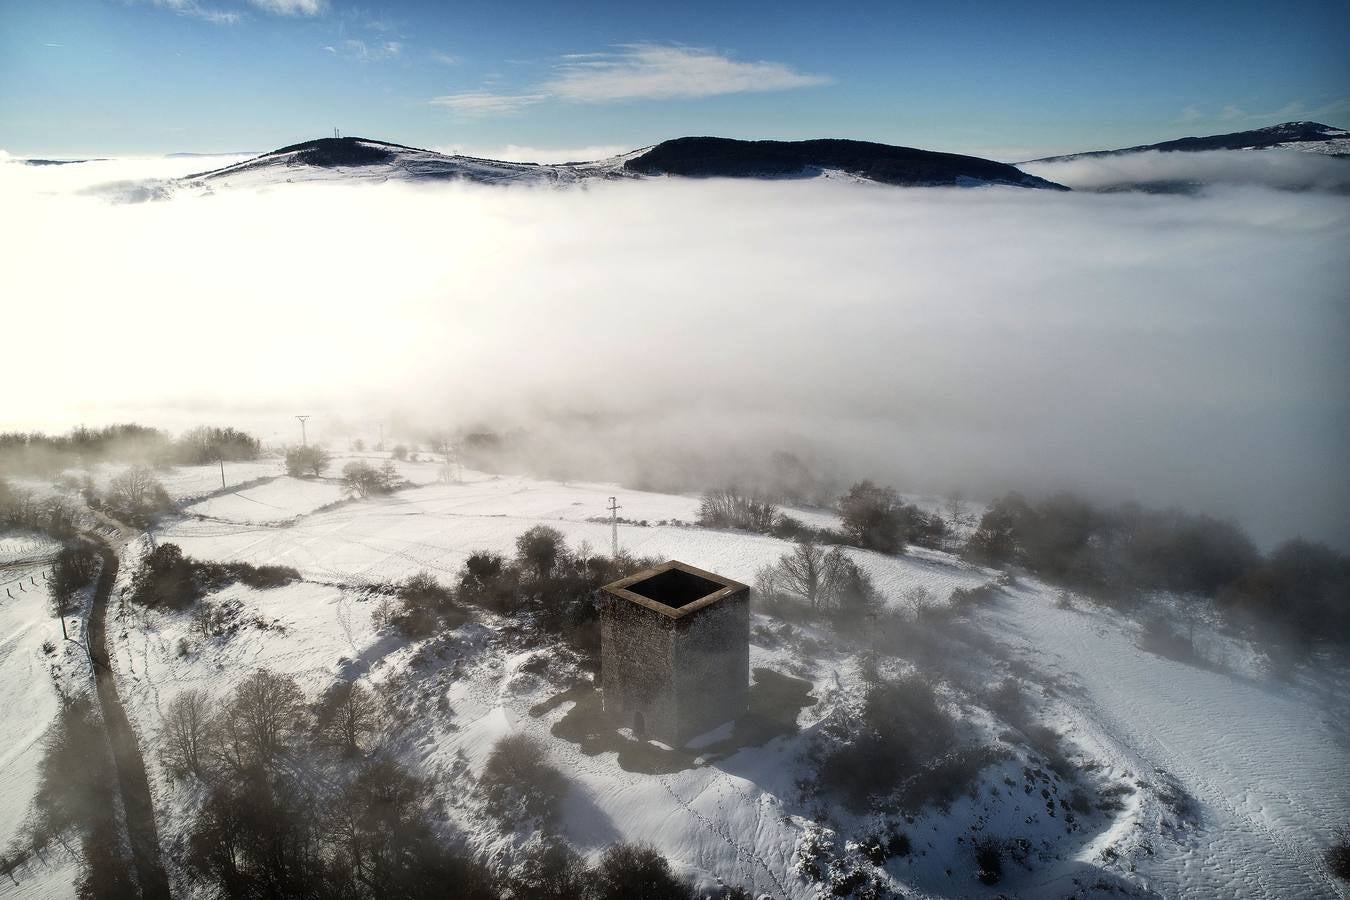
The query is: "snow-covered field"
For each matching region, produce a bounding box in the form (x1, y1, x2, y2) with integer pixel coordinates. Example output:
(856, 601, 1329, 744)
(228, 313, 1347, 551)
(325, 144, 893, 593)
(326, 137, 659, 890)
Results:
(156, 472, 988, 606)
(0, 537, 91, 900)
(182, 475, 344, 523)
(1, 467, 1345, 898)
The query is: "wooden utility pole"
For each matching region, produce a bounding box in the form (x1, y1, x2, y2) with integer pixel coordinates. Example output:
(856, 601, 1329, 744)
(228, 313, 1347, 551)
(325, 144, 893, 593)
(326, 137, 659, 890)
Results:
(296, 415, 310, 446)
(218, 457, 226, 489)
(607, 496, 621, 558)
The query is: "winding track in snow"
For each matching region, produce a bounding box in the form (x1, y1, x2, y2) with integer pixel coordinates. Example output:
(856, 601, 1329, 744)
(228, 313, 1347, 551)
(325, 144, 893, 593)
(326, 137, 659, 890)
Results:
(85, 532, 171, 900)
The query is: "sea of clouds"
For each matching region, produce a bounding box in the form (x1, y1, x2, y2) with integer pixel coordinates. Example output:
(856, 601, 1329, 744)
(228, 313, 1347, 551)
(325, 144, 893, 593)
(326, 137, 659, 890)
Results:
(1024, 147, 1350, 193)
(1, 150, 1347, 549)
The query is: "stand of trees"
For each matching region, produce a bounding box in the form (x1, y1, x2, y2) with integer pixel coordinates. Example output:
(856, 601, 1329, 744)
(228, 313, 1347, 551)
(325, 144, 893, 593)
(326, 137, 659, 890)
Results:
(174, 426, 263, 465)
(103, 465, 173, 526)
(755, 538, 881, 627)
(0, 477, 84, 538)
(0, 424, 262, 479)
(285, 445, 332, 478)
(340, 460, 401, 499)
(964, 492, 1350, 647)
(381, 526, 658, 671)
(128, 543, 299, 610)
(151, 670, 497, 900)
(154, 669, 731, 900)
(697, 481, 949, 554)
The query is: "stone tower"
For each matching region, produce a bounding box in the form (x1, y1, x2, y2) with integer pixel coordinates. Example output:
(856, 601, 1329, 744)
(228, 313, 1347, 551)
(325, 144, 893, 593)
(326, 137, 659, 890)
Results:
(599, 560, 750, 746)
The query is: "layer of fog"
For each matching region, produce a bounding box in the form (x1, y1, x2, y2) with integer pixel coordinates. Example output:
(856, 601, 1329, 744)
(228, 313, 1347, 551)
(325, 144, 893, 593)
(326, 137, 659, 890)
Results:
(2, 154, 1347, 550)
(1024, 148, 1350, 193)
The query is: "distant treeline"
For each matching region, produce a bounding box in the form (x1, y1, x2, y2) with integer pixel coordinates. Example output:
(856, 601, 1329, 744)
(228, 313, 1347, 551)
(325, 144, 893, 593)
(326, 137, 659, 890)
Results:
(0, 477, 85, 538)
(700, 482, 1349, 649)
(0, 424, 261, 477)
(965, 492, 1350, 647)
(697, 481, 947, 553)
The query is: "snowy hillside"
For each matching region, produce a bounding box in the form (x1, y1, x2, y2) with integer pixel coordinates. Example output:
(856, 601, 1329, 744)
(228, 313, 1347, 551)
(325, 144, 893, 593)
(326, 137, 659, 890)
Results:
(146, 135, 1067, 196)
(2, 461, 1346, 898)
(175, 137, 642, 193)
(1027, 121, 1350, 161)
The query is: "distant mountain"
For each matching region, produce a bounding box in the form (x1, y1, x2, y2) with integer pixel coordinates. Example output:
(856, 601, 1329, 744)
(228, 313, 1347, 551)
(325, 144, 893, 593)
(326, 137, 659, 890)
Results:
(1028, 121, 1350, 162)
(624, 136, 1067, 189)
(177, 136, 626, 189)
(172, 135, 1066, 193)
(22, 157, 101, 166)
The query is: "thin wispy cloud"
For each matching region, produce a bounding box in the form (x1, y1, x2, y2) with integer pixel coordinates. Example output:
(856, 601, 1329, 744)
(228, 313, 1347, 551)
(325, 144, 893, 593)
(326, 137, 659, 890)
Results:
(147, 0, 240, 26)
(1176, 96, 1350, 126)
(429, 91, 547, 116)
(433, 143, 632, 163)
(547, 43, 831, 102)
(141, 0, 328, 24)
(249, 0, 325, 15)
(324, 39, 402, 62)
(432, 43, 830, 116)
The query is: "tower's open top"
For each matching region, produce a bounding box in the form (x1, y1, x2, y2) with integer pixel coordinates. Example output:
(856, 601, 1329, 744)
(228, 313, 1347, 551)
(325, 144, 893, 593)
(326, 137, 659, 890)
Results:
(601, 560, 747, 619)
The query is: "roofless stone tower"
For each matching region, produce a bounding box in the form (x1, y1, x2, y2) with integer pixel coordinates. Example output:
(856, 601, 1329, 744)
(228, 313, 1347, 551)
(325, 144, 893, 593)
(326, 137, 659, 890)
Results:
(599, 561, 750, 746)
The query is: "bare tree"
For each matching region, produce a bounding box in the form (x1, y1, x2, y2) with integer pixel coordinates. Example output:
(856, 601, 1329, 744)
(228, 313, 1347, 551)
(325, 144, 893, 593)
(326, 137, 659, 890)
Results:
(159, 689, 212, 778)
(106, 465, 169, 524)
(190, 602, 218, 641)
(697, 488, 779, 532)
(209, 669, 307, 772)
(284, 445, 332, 478)
(820, 547, 880, 623)
(945, 491, 968, 528)
(776, 538, 828, 609)
(50, 541, 98, 616)
(315, 680, 382, 757)
(108, 465, 155, 510)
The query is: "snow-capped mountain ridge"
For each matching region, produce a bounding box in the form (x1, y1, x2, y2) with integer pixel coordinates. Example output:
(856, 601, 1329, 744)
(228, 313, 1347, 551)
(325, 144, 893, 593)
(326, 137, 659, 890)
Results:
(1028, 120, 1350, 162)
(177, 135, 1067, 192)
(180, 136, 643, 189)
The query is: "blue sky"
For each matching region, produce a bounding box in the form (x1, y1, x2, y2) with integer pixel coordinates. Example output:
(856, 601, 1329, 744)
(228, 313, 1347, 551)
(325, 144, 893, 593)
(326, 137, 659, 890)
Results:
(2, 0, 1347, 159)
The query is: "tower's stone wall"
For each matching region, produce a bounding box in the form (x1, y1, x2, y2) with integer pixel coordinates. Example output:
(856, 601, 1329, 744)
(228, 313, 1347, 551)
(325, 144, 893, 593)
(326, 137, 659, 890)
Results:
(671, 591, 750, 742)
(599, 593, 678, 741)
(599, 562, 749, 746)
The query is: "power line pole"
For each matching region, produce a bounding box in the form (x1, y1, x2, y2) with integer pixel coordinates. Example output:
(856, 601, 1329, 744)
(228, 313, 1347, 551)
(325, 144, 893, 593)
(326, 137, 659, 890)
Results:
(607, 496, 621, 558)
(218, 457, 226, 489)
(295, 415, 310, 447)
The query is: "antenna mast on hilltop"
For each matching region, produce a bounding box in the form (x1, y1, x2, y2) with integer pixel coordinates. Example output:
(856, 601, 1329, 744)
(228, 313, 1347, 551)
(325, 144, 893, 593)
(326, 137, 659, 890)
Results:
(607, 497, 621, 558)
(295, 415, 311, 446)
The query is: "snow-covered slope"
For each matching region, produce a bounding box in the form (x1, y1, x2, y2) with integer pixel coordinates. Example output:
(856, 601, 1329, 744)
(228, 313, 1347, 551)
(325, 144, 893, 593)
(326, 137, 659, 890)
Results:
(160, 135, 1066, 195)
(3, 465, 1345, 898)
(176, 137, 643, 193)
(1027, 121, 1350, 162)
(0, 537, 93, 900)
